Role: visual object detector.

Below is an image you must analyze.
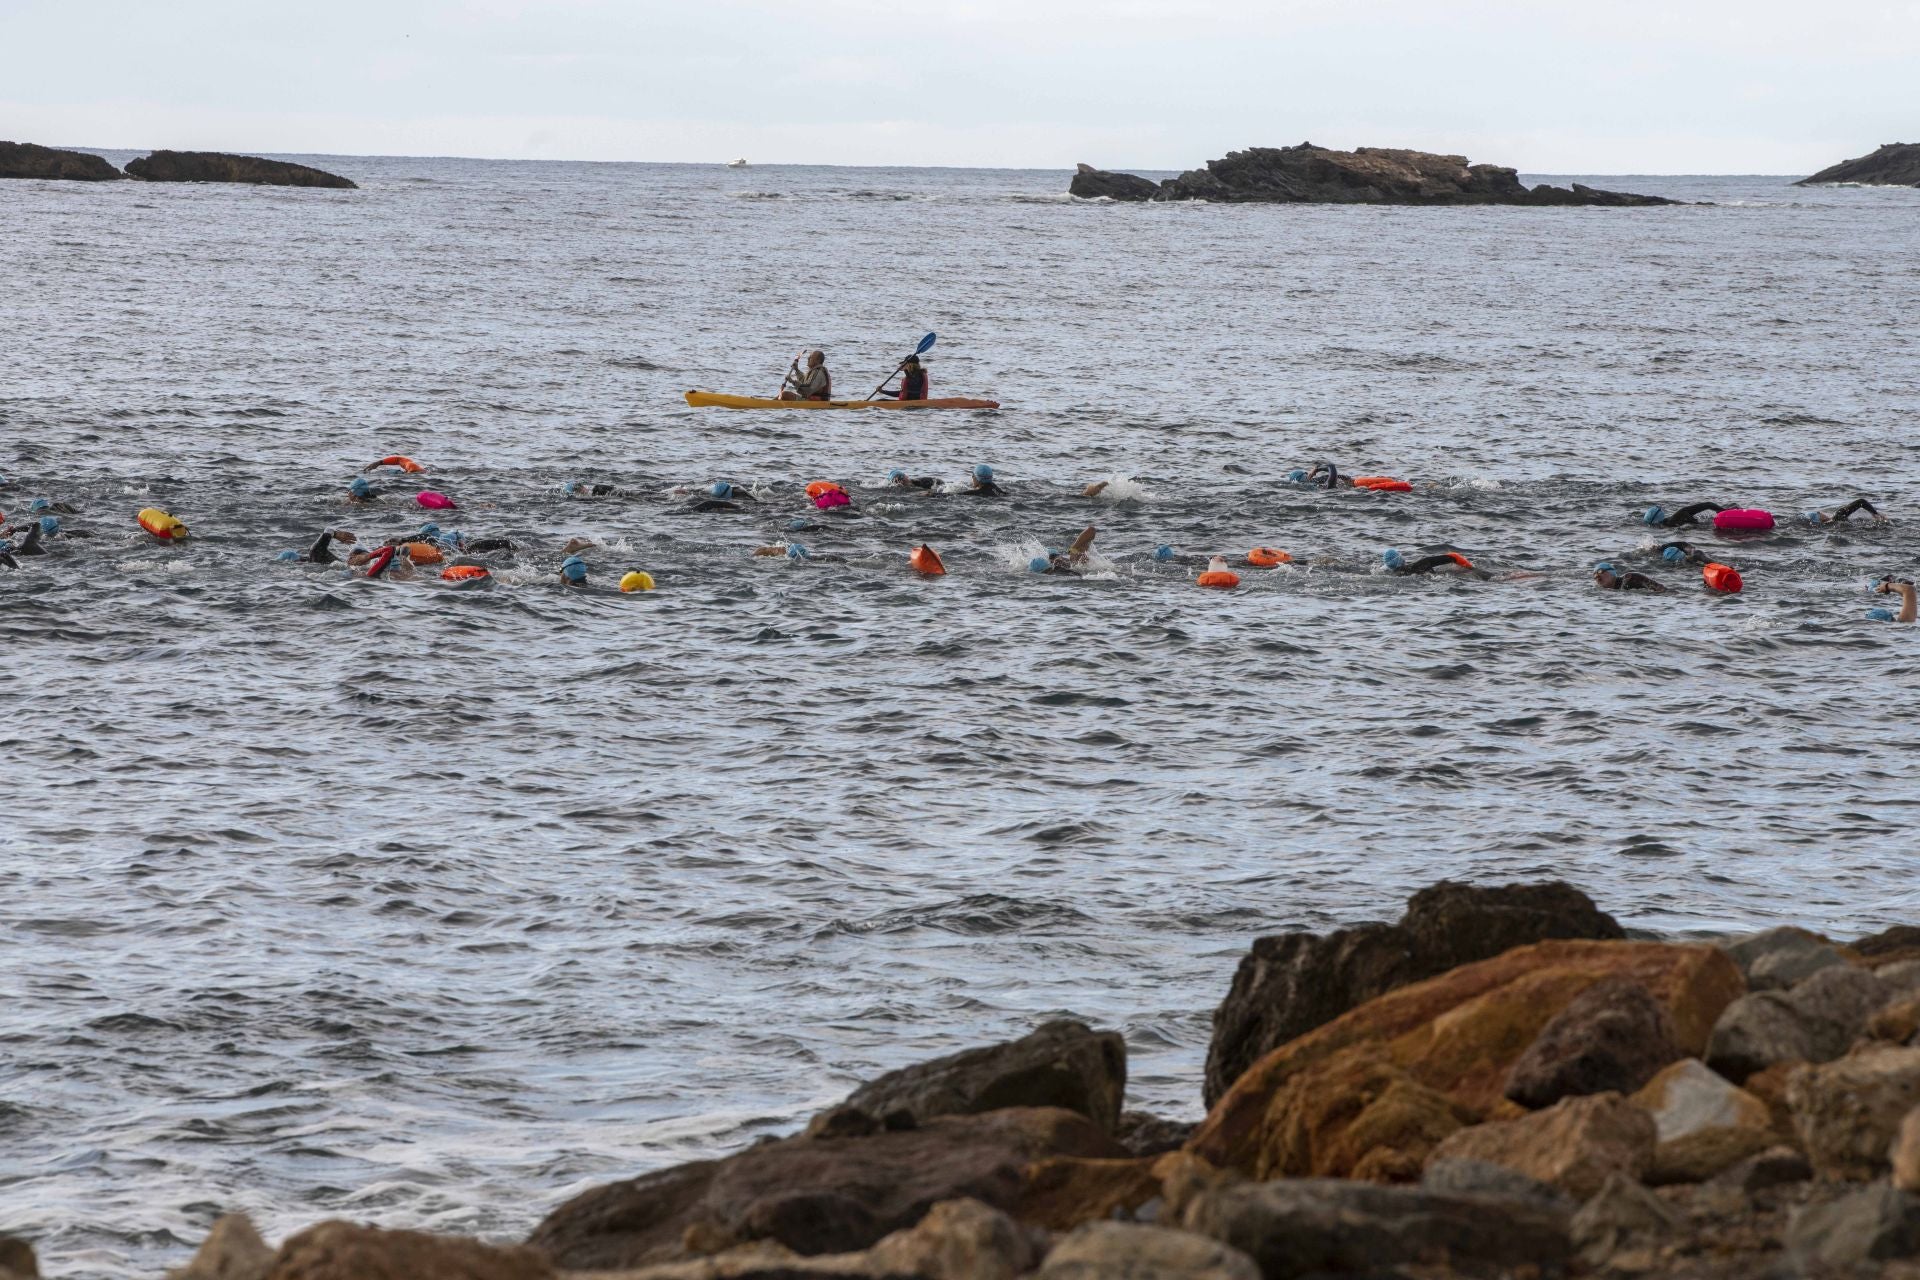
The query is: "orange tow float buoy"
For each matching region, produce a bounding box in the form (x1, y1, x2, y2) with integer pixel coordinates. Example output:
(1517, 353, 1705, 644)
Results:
(404, 541, 444, 565)
(1444, 551, 1475, 570)
(1246, 546, 1291, 567)
(1352, 475, 1413, 492)
(1702, 562, 1742, 593)
(1198, 571, 1239, 588)
(805, 480, 845, 500)
(440, 565, 490, 582)
(370, 455, 425, 474)
(909, 544, 946, 576)
(137, 508, 188, 540)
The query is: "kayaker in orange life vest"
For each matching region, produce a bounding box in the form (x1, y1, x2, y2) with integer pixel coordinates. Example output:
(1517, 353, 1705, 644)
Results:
(780, 350, 832, 401)
(879, 354, 928, 401)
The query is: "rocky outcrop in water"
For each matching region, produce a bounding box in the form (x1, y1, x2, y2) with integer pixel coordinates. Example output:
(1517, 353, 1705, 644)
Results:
(0, 141, 123, 181)
(1798, 142, 1920, 187)
(117, 881, 1920, 1279)
(1072, 144, 1677, 205)
(125, 150, 356, 189)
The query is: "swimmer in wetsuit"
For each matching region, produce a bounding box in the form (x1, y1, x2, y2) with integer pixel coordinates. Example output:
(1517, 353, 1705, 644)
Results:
(559, 553, 589, 587)
(1031, 526, 1099, 574)
(0, 541, 15, 570)
(304, 529, 356, 563)
(676, 480, 757, 513)
(1804, 497, 1884, 527)
(1872, 577, 1918, 623)
(962, 464, 1003, 497)
(1659, 541, 1711, 565)
(564, 480, 639, 499)
(13, 520, 49, 556)
(1383, 548, 1492, 580)
(1595, 563, 1666, 591)
(348, 477, 379, 503)
(1642, 502, 1723, 527)
(887, 468, 940, 491)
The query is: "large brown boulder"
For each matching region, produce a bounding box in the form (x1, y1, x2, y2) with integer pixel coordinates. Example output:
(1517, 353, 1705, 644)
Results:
(125, 150, 356, 189)
(526, 1107, 1120, 1271)
(1797, 143, 1920, 187)
(822, 1019, 1126, 1135)
(1205, 880, 1624, 1106)
(1425, 1093, 1656, 1201)
(1189, 939, 1742, 1182)
(268, 1221, 549, 1280)
(0, 141, 122, 181)
(1142, 143, 1674, 205)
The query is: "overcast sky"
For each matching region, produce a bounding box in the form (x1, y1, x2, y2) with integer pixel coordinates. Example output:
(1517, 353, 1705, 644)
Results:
(4, 0, 1915, 172)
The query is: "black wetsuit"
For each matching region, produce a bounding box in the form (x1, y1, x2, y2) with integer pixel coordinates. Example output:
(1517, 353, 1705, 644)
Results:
(1828, 497, 1880, 523)
(1307, 462, 1348, 490)
(1391, 554, 1490, 580)
(0, 547, 16, 569)
(961, 480, 1004, 498)
(891, 476, 940, 490)
(1657, 502, 1723, 527)
(16, 524, 46, 556)
(1600, 570, 1665, 591)
(459, 536, 515, 553)
(308, 530, 342, 564)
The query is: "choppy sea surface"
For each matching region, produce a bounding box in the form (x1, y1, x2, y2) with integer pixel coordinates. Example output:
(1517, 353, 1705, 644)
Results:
(2, 155, 1918, 1276)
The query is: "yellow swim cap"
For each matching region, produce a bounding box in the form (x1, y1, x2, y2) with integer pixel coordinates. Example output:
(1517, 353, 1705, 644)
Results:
(619, 571, 655, 592)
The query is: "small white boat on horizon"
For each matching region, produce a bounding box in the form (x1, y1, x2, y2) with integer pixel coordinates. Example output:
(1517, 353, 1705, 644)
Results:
(727, 158, 748, 169)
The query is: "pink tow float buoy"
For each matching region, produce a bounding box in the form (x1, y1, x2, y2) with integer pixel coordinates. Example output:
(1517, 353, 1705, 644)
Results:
(416, 490, 457, 510)
(813, 489, 851, 510)
(1712, 508, 1773, 532)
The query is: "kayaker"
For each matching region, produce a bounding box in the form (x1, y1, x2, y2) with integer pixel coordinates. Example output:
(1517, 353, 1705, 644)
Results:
(879, 355, 928, 401)
(781, 350, 832, 401)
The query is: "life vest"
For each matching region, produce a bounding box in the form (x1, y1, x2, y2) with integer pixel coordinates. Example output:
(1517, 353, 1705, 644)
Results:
(899, 368, 928, 401)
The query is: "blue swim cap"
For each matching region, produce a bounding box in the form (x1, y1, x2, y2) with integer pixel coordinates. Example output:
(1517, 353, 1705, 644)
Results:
(1382, 548, 1404, 569)
(1028, 556, 1051, 573)
(1288, 469, 1307, 484)
(1804, 510, 1821, 526)
(560, 555, 587, 582)
(710, 480, 732, 499)
(973, 464, 994, 483)
(276, 549, 300, 562)
(442, 529, 464, 546)
(1868, 607, 1895, 622)
(887, 468, 906, 482)
(563, 480, 578, 495)
(787, 517, 813, 531)
(30, 498, 49, 512)
(1642, 506, 1665, 526)
(0, 539, 12, 554)
(1661, 546, 1683, 562)
(786, 542, 810, 560)
(350, 477, 372, 498)
(418, 522, 440, 538)
(1153, 544, 1174, 562)
(1594, 561, 1614, 573)
(38, 516, 58, 535)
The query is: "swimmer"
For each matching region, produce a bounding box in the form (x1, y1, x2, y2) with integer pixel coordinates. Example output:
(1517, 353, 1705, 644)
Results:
(347, 477, 379, 503)
(1641, 502, 1723, 527)
(1804, 497, 1884, 527)
(887, 468, 940, 491)
(0, 541, 14, 570)
(29, 498, 78, 515)
(563, 480, 638, 499)
(304, 528, 357, 564)
(1872, 576, 1917, 623)
(1031, 526, 1099, 574)
(753, 542, 833, 562)
(1594, 562, 1666, 592)
(361, 545, 413, 579)
(1382, 548, 1491, 580)
(559, 553, 589, 587)
(1659, 541, 1711, 565)
(1082, 481, 1110, 498)
(677, 481, 757, 513)
(962, 464, 1003, 498)
(14, 520, 48, 556)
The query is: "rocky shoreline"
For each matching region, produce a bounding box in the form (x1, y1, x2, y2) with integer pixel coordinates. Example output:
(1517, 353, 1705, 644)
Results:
(0, 141, 355, 188)
(1070, 145, 1677, 206)
(1797, 143, 1920, 187)
(9, 878, 1920, 1278)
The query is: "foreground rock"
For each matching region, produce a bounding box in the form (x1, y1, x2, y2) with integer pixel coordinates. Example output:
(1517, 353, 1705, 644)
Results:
(1190, 938, 1741, 1181)
(1072, 144, 1676, 206)
(171, 1217, 549, 1280)
(1503, 975, 1679, 1107)
(1426, 1092, 1656, 1200)
(1787, 1045, 1920, 1180)
(1786, 1182, 1920, 1271)
(527, 1107, 1119, 1270)
(0, 1234, 37, 1279)
(1798, 142, 1920, 187)
(1206, 879, 1625, 1105)
(1039, 1221, 1259, 1280)
(0, 140, 122, 181)
(124, 150, 356, 188)
(1705, 962, 1892, 1081)
(1179, 1177, 1571, 1279)
(818, 1019, 1126, 1136)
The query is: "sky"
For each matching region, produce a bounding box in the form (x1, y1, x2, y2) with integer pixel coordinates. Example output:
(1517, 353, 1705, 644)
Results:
(3, 0, 1917, 173)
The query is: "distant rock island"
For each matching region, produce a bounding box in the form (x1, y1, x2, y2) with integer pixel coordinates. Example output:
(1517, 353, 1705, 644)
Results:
(1797, 143, 1920, 187)
(124, 149, 357, 188)
(1071, 143, 1676, 206)
(1, 142, 355, 189)
(0, 141, 124, 181)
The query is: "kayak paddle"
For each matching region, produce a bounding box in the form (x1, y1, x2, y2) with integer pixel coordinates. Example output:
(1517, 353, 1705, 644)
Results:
(865, 332, 937, 400)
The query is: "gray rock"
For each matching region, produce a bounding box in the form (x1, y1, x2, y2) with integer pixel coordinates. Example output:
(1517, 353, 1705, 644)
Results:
(1797, 143, 1920, 187)
(1706, 1145, 1812, 1194)
(1724, 926, 1846, 991)
(823, 1019, 1126, 1135)
(1571, 1172, 1681, 1262)
(1039, 1221, 1261, 1280)
(1115, 1110, 1198, 1157)
(1069, 164, 1160, 201)
(1503, 976, 1679, 1108)
(1421, 1157, 1572, 1208)
(1206, 880, 1623, 1106)
(1144, 143, 1676, 206)
(0, 140, 122, 181)
(1179, 1177, 1570, 1280)
(124, 150, 356, 189)
(1705, 964, 1893, 1082)
(1786, 1183, 1920, 1269)
(1879, 960, 1920, 992)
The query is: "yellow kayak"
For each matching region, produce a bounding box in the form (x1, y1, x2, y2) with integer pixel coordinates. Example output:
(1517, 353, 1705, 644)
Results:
(685, 391, 1000, 410)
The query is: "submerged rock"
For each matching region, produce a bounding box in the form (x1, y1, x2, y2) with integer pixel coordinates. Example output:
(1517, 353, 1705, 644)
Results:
(0, 140, 122, 181)
(1069, 143, 1676, 206)
(1205, 879, 1624, 1106)
(124, 150, 356, 189)
(1797, 142, 1920, 187)
(526, 1107, 1119, 1270)
(821, 1018, 1126, 1135)
(1070, 163, 1160, 201)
